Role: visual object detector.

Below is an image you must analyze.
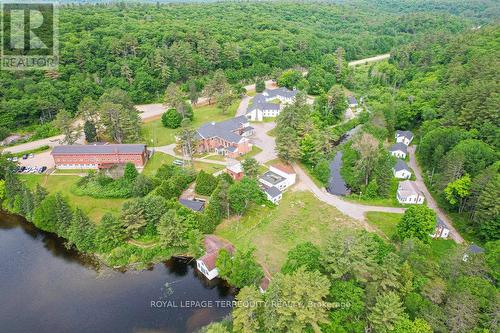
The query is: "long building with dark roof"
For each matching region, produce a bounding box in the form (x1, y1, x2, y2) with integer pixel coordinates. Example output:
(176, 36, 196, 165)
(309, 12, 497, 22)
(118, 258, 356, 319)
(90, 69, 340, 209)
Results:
(51, 144, 148, 169)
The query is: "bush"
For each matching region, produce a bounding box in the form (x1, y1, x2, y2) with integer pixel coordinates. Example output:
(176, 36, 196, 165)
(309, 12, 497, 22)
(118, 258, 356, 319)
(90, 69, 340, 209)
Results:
(0, 127, 9, 141)
(313, 158, 330, 185)
(161, 108, 182, 128)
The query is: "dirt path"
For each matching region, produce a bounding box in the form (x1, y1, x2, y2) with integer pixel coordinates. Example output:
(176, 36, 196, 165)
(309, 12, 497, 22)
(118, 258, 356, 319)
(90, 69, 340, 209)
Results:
(407, 146, 464, 243)
(348, 53, 390, 67)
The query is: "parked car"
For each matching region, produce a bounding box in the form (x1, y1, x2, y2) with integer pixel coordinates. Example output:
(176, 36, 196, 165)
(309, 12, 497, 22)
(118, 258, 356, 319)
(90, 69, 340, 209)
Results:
(173, 159, 184, 166)
(22, 154, 28, 160)
(12, 157, 18, 162)
(40, 166, 47, 173)
(28, 153, 34, 158)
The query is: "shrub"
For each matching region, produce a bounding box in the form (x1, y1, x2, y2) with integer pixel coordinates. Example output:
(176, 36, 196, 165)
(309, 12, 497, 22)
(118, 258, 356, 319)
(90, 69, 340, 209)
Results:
(161, 108, 182, 128)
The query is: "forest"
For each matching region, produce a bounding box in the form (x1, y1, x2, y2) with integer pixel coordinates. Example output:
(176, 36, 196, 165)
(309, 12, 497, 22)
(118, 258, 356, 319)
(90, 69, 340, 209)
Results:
(0, 1, 474, 134)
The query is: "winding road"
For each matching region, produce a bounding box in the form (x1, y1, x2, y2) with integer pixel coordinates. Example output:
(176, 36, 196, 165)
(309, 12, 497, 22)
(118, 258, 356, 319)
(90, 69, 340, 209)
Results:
(408, 146, 464, 243)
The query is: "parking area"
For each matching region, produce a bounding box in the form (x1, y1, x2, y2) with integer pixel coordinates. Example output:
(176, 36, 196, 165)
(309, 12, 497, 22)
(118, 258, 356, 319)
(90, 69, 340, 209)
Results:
(12, 150, 54, 172)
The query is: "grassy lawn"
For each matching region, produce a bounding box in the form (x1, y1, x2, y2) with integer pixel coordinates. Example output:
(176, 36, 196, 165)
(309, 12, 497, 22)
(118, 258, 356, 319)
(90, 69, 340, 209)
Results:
(215, 191, 358, 274)
(141, 102, 239, 146)
(266, 128, 277, 137)
(236, 145, 262, 161)
(365, 212, 402, 239)
(299, 162, 326, 188)
(144, 152, 224, 176)
(204, 154, 227, 162)
(19, 174, 125, 222)
(429, 239, 457, 261)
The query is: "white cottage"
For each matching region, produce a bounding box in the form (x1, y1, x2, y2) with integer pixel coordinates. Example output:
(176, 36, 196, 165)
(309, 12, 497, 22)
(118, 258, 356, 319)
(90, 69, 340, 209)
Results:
(393, 159, 412, 179)
(389, 143, 408, 159)
(396, 180, 425, 204)
(395, 130, 414, 146)
(258, 163, 296, 204)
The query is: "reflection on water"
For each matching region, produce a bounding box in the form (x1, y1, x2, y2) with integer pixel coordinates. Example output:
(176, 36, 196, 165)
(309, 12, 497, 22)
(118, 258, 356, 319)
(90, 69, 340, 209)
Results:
(0, 211, 234, 333)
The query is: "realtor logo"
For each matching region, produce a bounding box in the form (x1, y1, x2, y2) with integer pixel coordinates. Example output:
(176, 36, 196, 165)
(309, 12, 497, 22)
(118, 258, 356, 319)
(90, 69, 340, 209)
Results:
(1, 1, 58, 70)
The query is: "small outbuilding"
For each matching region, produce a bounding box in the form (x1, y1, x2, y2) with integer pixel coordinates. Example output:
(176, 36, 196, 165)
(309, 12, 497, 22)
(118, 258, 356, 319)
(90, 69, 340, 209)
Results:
(179, 198, 205, 212)
(196, 236, 235, 280)
(226, 161, 244, 181)
(262, 185, 282, 204)
(347, 95, 358, 108)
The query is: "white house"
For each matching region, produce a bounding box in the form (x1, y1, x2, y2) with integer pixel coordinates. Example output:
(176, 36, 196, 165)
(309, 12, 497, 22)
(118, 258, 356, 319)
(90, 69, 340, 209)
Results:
(246, 88, 298, 121)
(196, 236, 235, 280)
(396, 180, 425, 204)
(258, 163, 296, 204)
(431, 217, 450, 239)
(269, 164, 296, 188)
(389, 143, 408, 159)
(395, 130, 414, 146)
(262, 186, 282, 204)
(393, 159, 412, 179)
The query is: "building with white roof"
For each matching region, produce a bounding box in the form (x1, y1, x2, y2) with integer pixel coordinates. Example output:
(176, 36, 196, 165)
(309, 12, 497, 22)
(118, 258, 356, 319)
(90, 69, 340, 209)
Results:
(396, 180, 425, 204)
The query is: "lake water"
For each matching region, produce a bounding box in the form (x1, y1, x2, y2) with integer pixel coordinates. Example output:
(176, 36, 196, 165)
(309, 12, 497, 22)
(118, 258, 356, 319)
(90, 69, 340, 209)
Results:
(0, 212, 234, 333)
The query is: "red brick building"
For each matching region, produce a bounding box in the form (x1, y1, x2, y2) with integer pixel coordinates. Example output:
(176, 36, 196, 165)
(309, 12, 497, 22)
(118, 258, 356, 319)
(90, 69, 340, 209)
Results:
(51, 144, 149, 169)
(196, 116, 253, 159)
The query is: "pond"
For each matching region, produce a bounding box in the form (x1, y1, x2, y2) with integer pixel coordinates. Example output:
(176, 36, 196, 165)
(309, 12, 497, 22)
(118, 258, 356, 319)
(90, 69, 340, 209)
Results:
(0, 211, 234, 333)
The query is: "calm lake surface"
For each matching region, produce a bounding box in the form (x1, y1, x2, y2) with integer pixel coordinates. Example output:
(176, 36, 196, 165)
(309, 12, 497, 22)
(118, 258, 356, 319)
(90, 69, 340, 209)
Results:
(0, 211, 234, 333)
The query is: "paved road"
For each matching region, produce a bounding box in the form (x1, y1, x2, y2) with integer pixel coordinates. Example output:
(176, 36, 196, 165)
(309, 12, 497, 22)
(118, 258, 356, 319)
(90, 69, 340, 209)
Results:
(251, 122, 277, 164)
(292, 163, 405, 226)
(348, 53, 390, 67)
(408, 146, 464, 243)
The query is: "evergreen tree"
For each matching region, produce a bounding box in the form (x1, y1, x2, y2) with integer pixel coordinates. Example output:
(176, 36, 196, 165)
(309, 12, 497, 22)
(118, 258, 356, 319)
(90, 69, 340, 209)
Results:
(54, 193, 73, 238)
(120, 198, 146, 238)
(83, 120, 97, 143)
(68, 208, 96, 252)
(161, 108, 182, 128)
(368, 292, 405, 333)
(281, 242, 322, 274)
(232, 286, 263, 333)
(195, 170, 218, 196)
(241, 157, 260, 179)
(263, 268, 331, 332)
(96, 213, 126, 252)
(255, 80, 265, 93)
(124, 162, 138, 182)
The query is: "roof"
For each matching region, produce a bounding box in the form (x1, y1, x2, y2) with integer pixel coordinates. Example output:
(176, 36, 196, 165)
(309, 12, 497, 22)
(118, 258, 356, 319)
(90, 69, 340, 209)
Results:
(347, 95, 358, 105)
(272, 163, 295, 175)
(247, 94, 281, 113)
(389, 142, 408, 154)
(227, 146, 237, 153)
(394, 159, 410, 172)
(327, 151, 349, 196)
(179, 199, 205, 212)
(467, 244, 485, 254)
(197, 116, 248, 144)
(263, 87, 298, 99)
(260, 170, 287, 186)
(51, 144, 146, 155)
(199, 235, 235, 270)
(436, 217, 448, 229)
(260, 277, 270, 291)
(226, 162, 243, 174)
(264, 185, 282, 198)
(397, 180, 423, 198)
(198, 251, 219, 271)
(396, 130, 414, 140)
